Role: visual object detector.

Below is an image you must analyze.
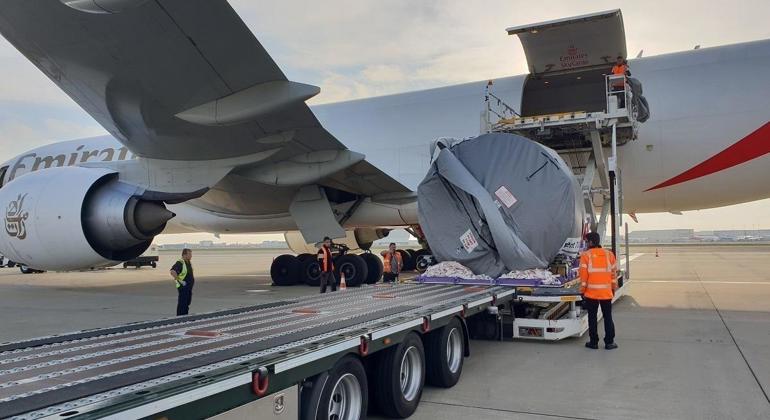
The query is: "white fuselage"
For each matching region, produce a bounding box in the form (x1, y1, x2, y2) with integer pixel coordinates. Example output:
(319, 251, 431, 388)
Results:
(2, 39, 770, 235)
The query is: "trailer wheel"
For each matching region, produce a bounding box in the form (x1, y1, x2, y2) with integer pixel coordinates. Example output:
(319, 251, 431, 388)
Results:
(123, 262, 128, 269)
(359, 253, 383, 284)
(300, 355, 368, 420)
(300, 257, 322, 287)
(150, 261, 157, 268)
(373, 332, 425, 418)
(270, 254, 299, 286)
(334, 255, 368, 287)
(425, 317, 464, 387)
(398, 250, 415, 271)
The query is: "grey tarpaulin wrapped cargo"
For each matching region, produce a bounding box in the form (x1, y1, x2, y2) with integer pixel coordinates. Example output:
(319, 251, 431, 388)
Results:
(417, 133, 584, 278)
(628, 77, 650, 123)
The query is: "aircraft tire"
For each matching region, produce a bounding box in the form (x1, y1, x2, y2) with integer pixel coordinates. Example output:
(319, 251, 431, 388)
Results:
(300, 257, 322, 287)
(270, 254, 299, 286)
(396, 250, 413, 272)
(334, 254, 368, 287)
(360, 253, 384, 284)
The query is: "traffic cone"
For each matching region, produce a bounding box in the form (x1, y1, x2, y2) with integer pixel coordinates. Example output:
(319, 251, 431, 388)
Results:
(655, 248, 659, 257)
(340, 272, 347, 291)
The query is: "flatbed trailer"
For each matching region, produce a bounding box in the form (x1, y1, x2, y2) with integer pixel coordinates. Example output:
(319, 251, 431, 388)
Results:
(0, 283, 514, 420)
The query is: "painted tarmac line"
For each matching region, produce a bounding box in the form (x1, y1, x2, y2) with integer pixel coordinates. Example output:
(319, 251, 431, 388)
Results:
(620, 253, 644, 265)
(215, 274, 262, 277)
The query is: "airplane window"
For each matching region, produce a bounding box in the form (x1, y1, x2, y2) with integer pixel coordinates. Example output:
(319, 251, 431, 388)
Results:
(0, 166, 7, 188)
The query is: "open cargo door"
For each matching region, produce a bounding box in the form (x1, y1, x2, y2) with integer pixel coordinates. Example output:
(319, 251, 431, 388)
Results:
(507, 9, 627, 75)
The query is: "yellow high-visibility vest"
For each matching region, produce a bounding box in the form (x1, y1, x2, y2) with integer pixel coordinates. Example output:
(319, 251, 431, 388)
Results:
(175, 259, 188, 288)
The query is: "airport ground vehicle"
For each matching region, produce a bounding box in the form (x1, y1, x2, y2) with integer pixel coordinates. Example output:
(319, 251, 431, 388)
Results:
(0, 283, 514, 419)
(0, 255, 45, 274)
(122, 245, 160, 269)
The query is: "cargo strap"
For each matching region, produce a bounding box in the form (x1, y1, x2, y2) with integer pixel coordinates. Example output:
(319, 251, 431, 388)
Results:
(434, 147, 547, 270)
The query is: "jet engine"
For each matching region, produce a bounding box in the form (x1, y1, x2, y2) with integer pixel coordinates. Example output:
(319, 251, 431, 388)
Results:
(0, 166, 174, 271)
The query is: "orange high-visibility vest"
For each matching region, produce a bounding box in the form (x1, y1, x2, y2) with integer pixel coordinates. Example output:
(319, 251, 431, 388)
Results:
(611, 64, 627, 88)
(318, 246, 334, 272)
(383, 251, 403, 274)
(579, 247, 618, 300)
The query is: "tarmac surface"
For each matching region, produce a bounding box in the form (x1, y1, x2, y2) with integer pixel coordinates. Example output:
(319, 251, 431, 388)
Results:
(0, 245, 769, 419)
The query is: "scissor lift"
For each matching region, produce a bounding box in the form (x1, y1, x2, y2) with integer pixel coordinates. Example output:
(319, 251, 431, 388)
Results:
(484, 74, 638, 341)
(462, 9, 649, 340)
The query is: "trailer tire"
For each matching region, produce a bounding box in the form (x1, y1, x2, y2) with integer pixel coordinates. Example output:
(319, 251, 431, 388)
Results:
(270, 254, 299, 286)
(425, 317, 464, 387)
(334, 254, 368, 287)
(301, 355, 368, 420)
(150, 261, 157, 268)
(360, 253, 383, 284)
(373, 332, 425, 418)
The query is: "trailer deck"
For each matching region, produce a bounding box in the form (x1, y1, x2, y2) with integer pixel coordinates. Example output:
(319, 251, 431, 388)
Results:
(0, 283, 513, 419)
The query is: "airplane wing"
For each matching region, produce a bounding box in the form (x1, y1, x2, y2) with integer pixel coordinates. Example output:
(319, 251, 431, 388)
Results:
(0, 0, 410, 197)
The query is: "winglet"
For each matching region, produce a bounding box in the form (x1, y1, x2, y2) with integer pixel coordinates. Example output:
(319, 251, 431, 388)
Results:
(175, 80, 320, 126)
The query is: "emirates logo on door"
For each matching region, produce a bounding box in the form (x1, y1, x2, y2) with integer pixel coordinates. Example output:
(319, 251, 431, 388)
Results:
(5, 194, 29, 240)
(560, 44, 588, 69)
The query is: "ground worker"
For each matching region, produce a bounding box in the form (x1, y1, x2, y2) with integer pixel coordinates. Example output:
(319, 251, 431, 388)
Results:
(380, 242, 403, 283)
(579, 232, 618, 350)
(317, 236, 337, 293)
(610, 55, 630, 108)
(169, 248, 194, 316)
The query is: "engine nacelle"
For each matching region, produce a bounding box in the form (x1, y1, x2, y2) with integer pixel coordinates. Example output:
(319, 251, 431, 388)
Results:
(285, 228, 391, 254)
(0, 167, 174, 271)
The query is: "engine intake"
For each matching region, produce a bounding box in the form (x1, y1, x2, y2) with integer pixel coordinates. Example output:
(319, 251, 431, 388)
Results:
(0, 166, 173, 270)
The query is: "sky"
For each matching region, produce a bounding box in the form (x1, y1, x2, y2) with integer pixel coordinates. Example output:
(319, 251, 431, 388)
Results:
(1, 0, 769, 244)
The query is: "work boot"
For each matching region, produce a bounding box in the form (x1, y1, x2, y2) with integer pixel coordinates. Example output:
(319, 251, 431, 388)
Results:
(605, 342, 618, 350)
(585, 342, 599, 349)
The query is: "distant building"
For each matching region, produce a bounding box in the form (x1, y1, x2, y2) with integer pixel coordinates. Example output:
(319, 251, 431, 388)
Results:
(628, 229, 693, 243)
(257, 241, 288, 249)
(199, 240, 214, 247)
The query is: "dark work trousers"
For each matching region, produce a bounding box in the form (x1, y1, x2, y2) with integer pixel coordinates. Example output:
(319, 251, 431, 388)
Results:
(584, 298, 615, 344)
(382, 272, 398, 283)
(176, 286, 193, 316)
(320, 271, 337, 293)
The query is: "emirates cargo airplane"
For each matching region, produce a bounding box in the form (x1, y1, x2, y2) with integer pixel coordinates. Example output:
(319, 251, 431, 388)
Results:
(0, 2, 768, 279)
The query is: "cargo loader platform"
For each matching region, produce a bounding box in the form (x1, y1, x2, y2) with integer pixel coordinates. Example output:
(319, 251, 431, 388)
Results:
(0, 284, 513, 419)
